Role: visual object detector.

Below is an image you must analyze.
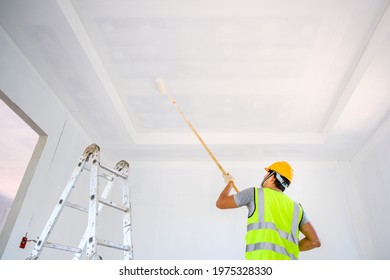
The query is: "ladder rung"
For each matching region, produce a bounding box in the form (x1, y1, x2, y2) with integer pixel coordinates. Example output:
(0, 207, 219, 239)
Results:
(65, 201, 88, 212)
(44, 241, 82, 254)
(97, 239, 130, 251)
(99, 198, 129, 212)
(84, 167, 114, 181)
(100, 163, 127, 179)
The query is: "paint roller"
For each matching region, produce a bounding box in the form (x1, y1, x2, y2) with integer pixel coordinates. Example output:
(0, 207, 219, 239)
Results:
(156, 77, 239, 193)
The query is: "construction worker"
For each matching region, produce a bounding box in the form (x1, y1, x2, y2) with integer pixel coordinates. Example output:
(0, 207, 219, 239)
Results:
(216, 161, 321, 260)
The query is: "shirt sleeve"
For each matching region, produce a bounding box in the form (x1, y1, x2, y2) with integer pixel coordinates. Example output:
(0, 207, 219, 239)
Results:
(234, 187, 254, 206)
(299, 205, 310, 228)
(234, 187, 256, 217)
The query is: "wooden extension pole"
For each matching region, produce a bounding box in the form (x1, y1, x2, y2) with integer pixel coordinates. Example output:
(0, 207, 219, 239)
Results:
(157, 78, 239, 193)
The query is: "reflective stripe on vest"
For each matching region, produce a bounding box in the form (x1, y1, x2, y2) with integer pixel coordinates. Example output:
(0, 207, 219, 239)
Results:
(245, 188, 302, 260)
(246, 242, 297, 260)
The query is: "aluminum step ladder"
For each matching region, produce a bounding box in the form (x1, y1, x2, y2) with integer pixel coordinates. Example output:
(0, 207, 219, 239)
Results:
(28, 143, 133, 260)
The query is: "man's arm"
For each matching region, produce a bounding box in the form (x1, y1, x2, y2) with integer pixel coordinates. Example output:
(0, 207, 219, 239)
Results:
(216, 181, 238, 209)
(299, 222, 321, 251)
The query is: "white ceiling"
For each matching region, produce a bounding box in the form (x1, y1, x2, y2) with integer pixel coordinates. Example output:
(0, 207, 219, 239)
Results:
(0, 0, 389, 163)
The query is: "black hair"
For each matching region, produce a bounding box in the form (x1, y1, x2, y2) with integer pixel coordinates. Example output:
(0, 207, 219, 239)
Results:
(269, 170, 290, 192)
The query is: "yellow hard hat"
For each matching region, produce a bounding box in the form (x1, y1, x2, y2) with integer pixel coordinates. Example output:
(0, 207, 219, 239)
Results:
(265, 161, 294, 183)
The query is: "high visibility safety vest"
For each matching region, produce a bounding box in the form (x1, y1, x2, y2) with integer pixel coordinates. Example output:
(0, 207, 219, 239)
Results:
(245, 188, 303, 260)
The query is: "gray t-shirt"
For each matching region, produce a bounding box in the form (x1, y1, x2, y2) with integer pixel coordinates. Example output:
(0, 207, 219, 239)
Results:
(234, 187, 309, 228)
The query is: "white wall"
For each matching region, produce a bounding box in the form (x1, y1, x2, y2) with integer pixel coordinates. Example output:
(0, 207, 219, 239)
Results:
(349, 117, 390, 259)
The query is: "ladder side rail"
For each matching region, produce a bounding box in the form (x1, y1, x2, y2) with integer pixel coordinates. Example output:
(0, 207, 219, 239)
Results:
(85, 150, 100, 260)
(122, 166, 133, 260)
